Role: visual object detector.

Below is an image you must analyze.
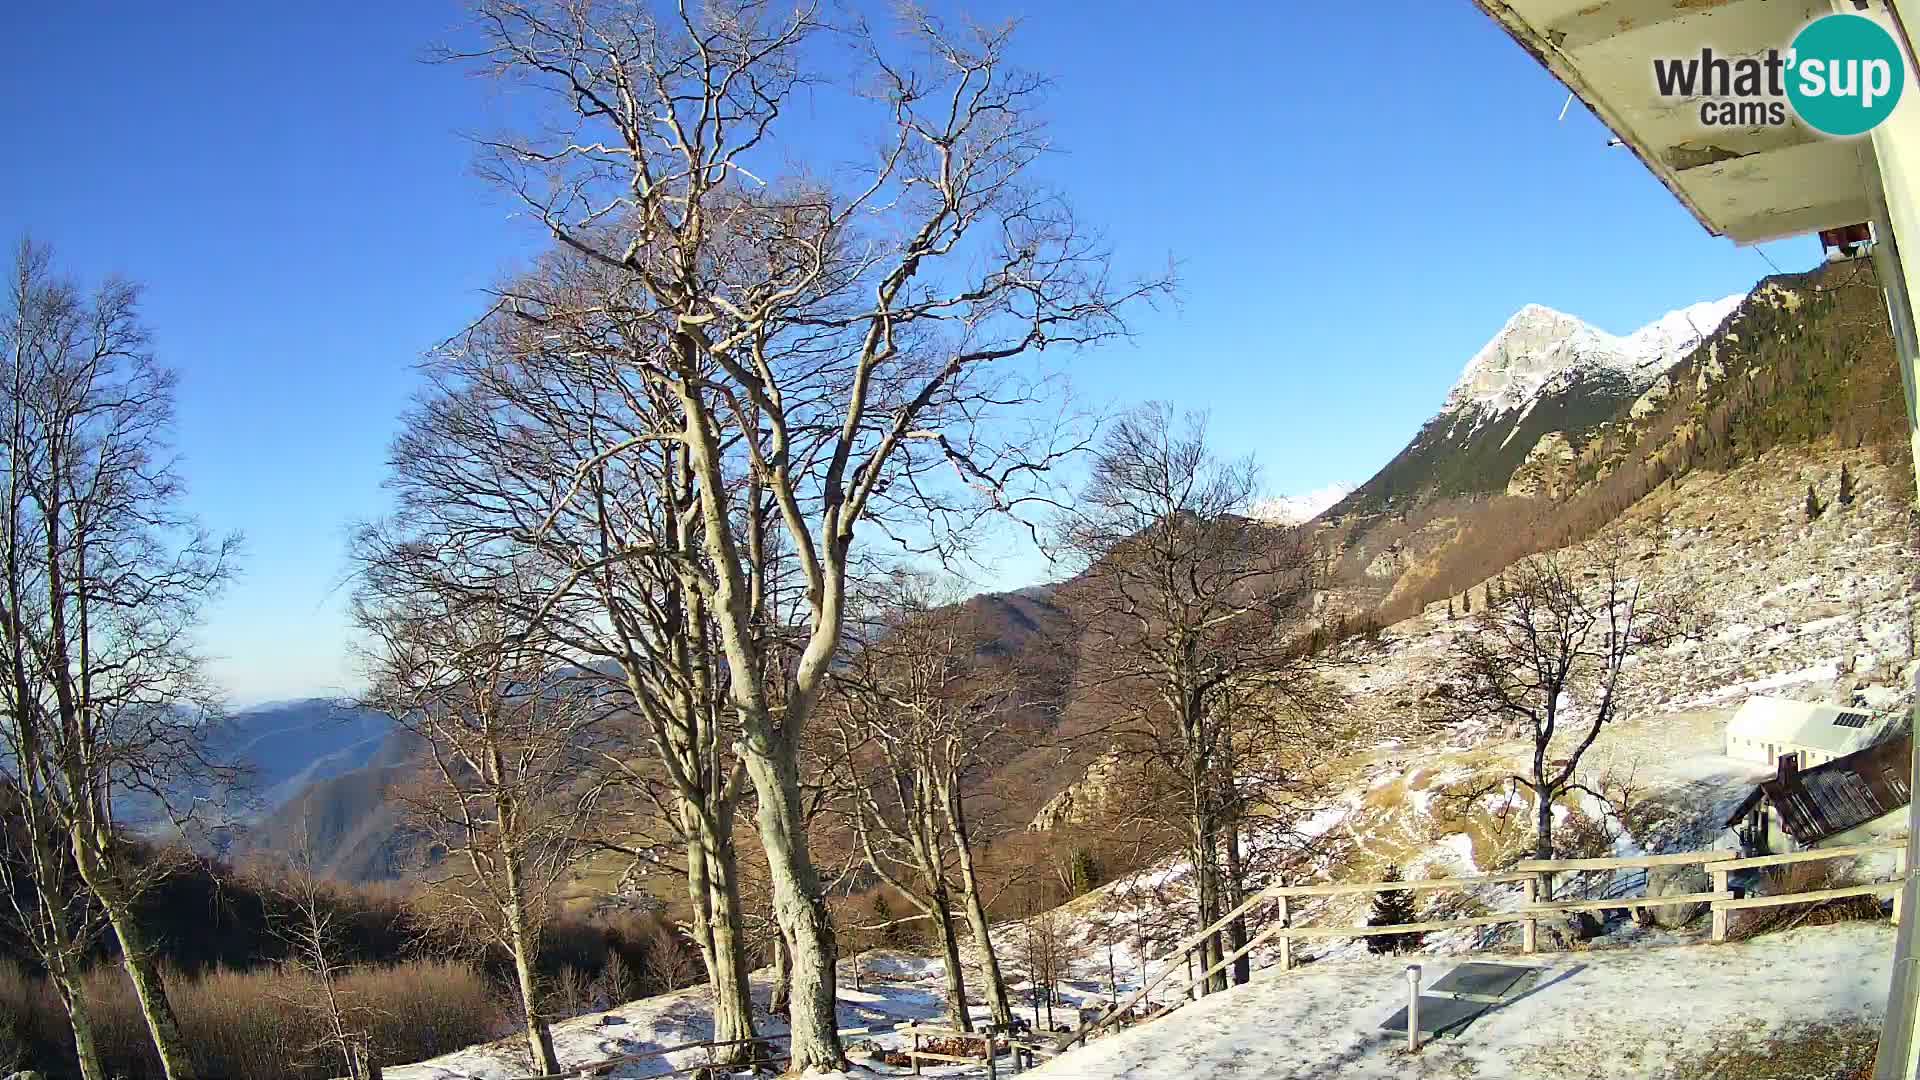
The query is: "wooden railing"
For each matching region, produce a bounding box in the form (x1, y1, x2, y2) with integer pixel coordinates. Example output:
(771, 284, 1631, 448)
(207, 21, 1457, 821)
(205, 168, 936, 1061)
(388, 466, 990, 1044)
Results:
(1057, 839, 1909, 1052)
(388, 842, 1909, 1077)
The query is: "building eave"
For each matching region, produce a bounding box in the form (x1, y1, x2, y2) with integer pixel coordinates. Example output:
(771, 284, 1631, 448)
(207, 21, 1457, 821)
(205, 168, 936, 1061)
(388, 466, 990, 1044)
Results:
(1471, 0, 1876, 244)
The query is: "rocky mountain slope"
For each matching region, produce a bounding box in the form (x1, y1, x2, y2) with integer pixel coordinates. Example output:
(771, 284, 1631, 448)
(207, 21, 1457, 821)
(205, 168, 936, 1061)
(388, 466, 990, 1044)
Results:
(1333, 294, 1742, 517)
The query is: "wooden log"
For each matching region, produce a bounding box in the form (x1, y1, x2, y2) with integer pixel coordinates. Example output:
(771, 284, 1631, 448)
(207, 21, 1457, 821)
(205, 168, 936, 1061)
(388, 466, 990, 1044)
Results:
(1713, 841, 1908, 872)
(1714, 880, 1901, 911)
(1522, 890, 1732, 915)
(1279, 913, 1517, 939)
(1711, 868, 1730, 943)
(1521, 877, 1537, 954)
(1516, 850, 1735, 872)
(1271, 872, 1535, 897)
(1277, 895, 1293, 971)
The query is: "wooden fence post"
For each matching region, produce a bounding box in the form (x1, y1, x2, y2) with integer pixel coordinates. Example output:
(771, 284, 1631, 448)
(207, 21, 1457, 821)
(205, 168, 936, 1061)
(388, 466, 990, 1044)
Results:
(1711, 867, 1730, 943)
(986, 1033, 998, 1080)
(912, 1030, 922, 1076)
(1521, 877, 1537, 954)
(1277, 895, 1293, 971)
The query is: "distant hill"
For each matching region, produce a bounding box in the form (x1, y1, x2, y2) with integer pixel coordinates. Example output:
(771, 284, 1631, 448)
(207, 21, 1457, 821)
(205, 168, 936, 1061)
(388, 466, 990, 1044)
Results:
(206, 698, 399, 816)
(231, 742, 422, 882)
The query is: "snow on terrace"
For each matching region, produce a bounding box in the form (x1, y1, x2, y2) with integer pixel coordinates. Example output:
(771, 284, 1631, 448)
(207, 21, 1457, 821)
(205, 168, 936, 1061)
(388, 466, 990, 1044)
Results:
(1026, 924, 1895, 1080)
(385, 955, 937, 1079)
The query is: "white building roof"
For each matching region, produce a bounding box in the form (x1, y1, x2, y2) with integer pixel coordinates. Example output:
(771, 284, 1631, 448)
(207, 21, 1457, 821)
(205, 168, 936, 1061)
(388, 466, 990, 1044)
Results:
(1726, 696, 1891, 756)
(1471, 0, 1880, 243)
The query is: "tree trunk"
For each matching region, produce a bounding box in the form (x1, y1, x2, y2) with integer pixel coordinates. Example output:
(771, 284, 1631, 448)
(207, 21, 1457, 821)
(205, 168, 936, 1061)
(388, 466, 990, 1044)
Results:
(500, 849, 560, 1079)
(955, 855, 1013, 1027)
(49, 966, 107, 1080)
(510, 938, 558, 1077)
(1535, 785, 1554, 862)
(1222, 823, 1250, 987)
(930, 891, 972, 1031)
(944, 783, 1012, 1027)
(1190, 823, 1226, 996)
(684, 805, 756, 1066)
(74, 837, 195, 1080)
(103, 902, 196, 1080)
(769, 930, 791, 1018)
(742, 747, 844, 1071)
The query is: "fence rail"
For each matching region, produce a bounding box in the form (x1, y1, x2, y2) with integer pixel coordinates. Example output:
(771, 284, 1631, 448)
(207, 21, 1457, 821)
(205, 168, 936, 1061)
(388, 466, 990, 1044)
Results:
(1055, 839, 1910, 1053)
(394, 841, 1911, 1078)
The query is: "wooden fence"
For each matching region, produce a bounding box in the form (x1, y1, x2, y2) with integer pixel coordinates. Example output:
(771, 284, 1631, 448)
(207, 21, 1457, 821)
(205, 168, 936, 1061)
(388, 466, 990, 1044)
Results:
(385, 841, 1908, 1077)
(1059, 839, 1908, 1050)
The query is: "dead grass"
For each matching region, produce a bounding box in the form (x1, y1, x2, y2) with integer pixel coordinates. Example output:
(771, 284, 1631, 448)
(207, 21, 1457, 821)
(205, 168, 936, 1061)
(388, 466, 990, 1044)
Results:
(1667, 1018, 1879, 1080)
(1728, 861, 1886, 943)
(0, 957, 504, 1080)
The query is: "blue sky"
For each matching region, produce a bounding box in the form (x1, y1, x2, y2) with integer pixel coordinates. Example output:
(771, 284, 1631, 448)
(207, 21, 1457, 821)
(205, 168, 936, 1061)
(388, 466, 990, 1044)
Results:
(0, 2, 1817, 704)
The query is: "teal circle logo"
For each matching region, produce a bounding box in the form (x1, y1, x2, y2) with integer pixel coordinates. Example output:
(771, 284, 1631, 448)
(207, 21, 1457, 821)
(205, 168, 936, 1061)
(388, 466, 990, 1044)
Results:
(1787, 14, 1905, 136)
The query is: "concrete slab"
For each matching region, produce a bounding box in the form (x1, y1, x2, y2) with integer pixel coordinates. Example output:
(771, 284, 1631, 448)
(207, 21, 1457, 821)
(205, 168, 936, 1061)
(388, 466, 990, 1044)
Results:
(1429, 962, 1535, 1001)
(1377, 994, 1491, 1037)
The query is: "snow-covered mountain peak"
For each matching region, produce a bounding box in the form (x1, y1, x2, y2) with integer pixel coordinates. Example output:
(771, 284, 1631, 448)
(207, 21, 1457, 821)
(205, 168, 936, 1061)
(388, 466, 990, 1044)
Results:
(1445, 293, 1745, 416)
(1250, 482, 1354, 526)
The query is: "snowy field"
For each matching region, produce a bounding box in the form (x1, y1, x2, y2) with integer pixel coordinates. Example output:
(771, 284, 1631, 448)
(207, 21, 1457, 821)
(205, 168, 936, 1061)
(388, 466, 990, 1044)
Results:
(385, 923, 1895, 1080)
(1026, 924, 1894, 1080)
(384, 950, 1119, 1080)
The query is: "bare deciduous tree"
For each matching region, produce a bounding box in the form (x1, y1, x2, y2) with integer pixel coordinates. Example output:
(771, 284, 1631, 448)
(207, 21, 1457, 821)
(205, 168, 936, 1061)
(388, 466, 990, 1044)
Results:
(376, 268, 777, 1065)
(1451, 535, 1705, 861)
(1056, 403, 1334, 993)
(264, 824, 379, 1080)
(352, 551, 602, 1077)
(829, 571, 1027, 1030)
(440, 3, 1167, 1067)
(0, 238, 239, 1080)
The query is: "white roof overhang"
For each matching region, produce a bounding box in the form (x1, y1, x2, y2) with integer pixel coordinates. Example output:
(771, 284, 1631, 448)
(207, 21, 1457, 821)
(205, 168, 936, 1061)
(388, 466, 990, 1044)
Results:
(1474, 0, 1877, 243)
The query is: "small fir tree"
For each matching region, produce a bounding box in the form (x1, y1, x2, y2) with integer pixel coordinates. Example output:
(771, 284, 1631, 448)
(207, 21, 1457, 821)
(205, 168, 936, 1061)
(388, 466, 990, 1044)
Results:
(1366, 865, 1425, 955)
(1839, 463, 1856, 507)
(1461, 590, 1471, 615)
(1447, 597, 1455, 621)
(872, 892, 905, 949)
(1806, 483, 1826, 521)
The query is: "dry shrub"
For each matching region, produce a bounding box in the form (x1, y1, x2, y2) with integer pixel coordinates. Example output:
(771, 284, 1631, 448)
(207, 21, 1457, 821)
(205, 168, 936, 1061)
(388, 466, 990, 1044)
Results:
(1729, 860, 1885, 942)
(0, 959, 69, 1072)
(878, 1036, 993, 1067)
(1, 958, 501, 1080)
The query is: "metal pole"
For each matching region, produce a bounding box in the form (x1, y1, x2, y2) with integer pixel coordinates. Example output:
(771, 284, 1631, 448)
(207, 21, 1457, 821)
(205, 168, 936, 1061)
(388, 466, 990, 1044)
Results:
(1861, 50, 1920, 1073)
(1405, 965, 1422, 1053)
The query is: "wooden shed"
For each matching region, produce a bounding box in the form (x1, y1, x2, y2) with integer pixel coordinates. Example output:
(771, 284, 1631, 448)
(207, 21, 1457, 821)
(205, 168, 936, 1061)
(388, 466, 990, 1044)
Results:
(1726, 733, 1912, 855)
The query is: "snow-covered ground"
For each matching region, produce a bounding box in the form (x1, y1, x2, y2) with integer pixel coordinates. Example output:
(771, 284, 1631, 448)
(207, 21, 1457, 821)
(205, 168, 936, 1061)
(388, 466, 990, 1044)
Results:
(384, 949, 1123, 1080)
(1026, 924, 1894, 1080)
(388, 447, 1914, 1078)
(386, 922, 1896, 1080)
